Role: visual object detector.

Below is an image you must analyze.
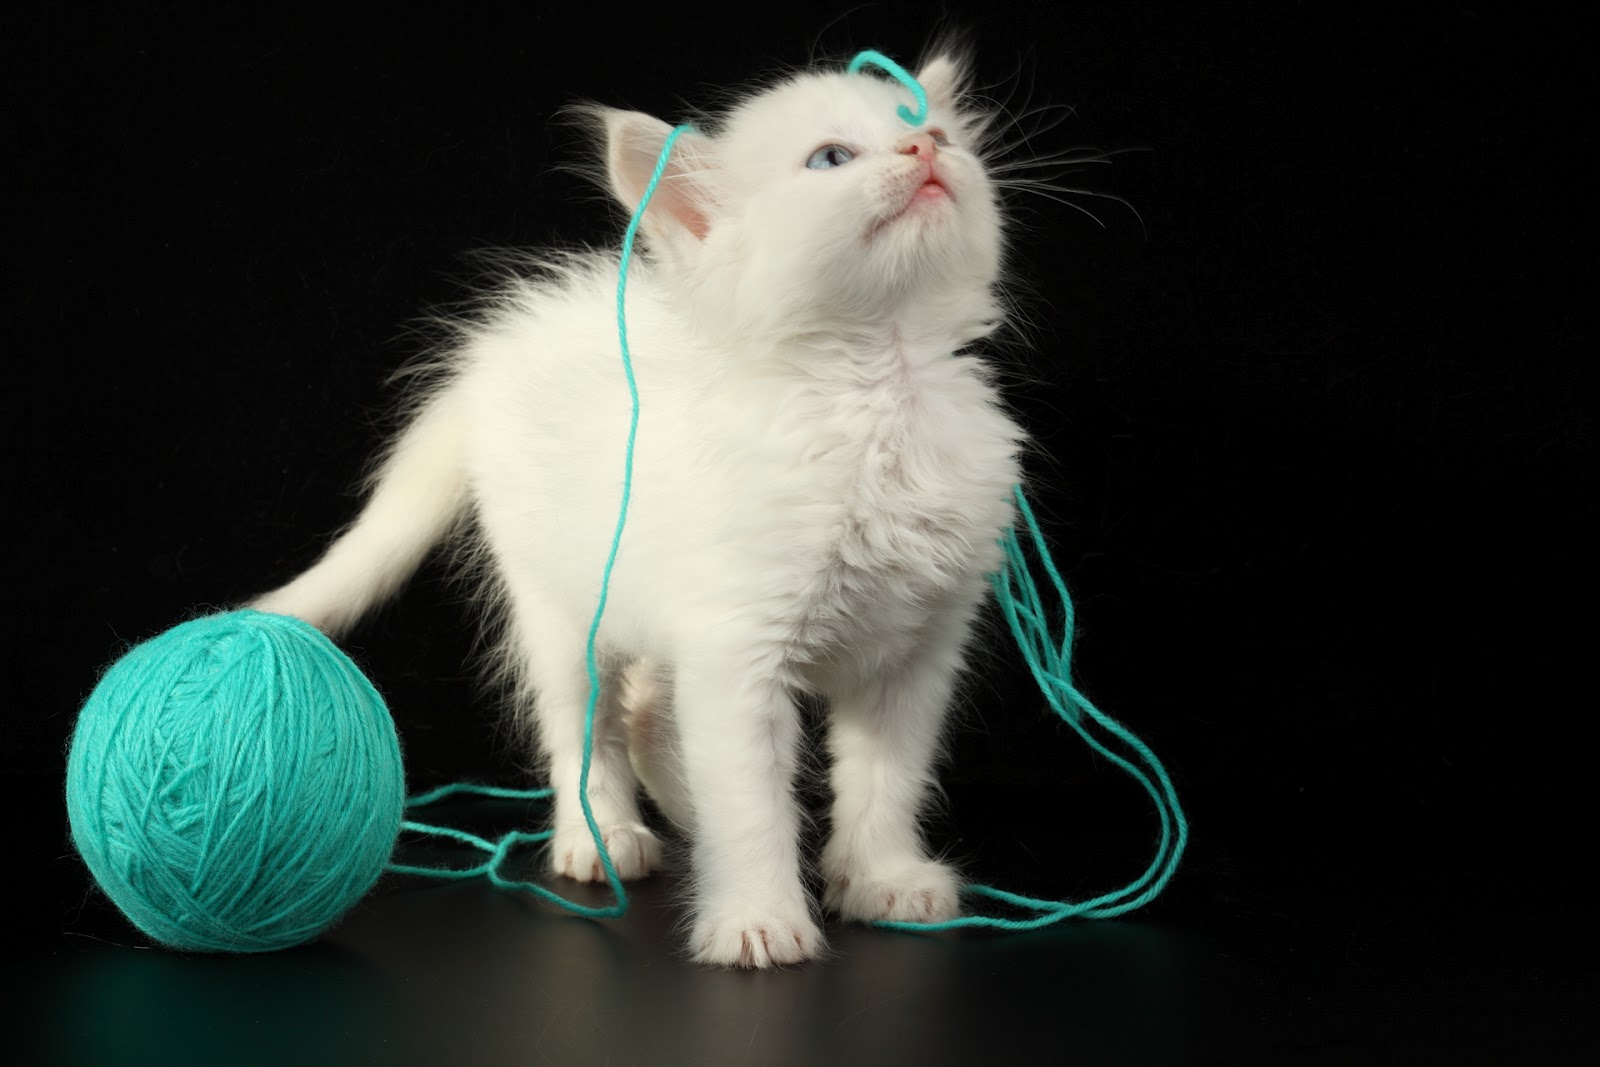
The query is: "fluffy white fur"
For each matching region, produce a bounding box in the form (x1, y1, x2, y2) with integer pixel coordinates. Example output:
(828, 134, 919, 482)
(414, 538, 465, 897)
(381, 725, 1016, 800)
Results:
(254, 52, 1026, 968)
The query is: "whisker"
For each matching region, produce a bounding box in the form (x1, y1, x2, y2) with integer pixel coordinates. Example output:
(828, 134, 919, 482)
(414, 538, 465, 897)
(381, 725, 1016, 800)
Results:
(975, 79, 1150, 239)
(1001, 186, 1108, 228)
(975, 90, 1080, 131)
(1005, 101, 1081, 125)
(1004, 184, 1148, 237)
(992, 145, 1149, 169)
(984, 109, 1083, 159)
(991, 158, 1114, 175)
(992, 170, 1100, 189)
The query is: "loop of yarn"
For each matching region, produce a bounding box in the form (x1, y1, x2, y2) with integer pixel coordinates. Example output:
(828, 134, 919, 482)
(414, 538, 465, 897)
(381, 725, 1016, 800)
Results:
(875, 488, 1190, 931)
(846, 49, 930, 126)
(65, 610, 405, 953)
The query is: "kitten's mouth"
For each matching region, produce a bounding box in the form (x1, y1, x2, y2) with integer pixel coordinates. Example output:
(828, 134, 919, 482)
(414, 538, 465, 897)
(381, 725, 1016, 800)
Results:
(869, 175, 953, 239)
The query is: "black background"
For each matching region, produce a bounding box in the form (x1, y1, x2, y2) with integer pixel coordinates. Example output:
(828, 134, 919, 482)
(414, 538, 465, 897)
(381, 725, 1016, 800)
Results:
(9, 3, 1594, 1062)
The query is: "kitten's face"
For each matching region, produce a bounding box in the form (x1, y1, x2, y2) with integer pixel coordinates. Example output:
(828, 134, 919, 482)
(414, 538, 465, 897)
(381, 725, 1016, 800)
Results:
(604, 56, 1003, 335)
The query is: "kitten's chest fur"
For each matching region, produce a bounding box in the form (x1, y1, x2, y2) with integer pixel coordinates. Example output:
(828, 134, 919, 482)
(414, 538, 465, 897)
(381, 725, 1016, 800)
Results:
(757, 344, 1023, 676)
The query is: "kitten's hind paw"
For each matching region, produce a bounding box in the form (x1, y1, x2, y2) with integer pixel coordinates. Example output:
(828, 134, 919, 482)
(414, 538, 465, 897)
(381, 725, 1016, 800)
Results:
(550, 822, 662, 882)
(691, 904, 825, 968)
(824, 859, 961, 925)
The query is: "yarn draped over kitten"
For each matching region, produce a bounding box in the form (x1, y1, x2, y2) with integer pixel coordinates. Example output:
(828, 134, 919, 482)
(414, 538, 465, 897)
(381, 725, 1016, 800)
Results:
(586, 50, 1190, 931)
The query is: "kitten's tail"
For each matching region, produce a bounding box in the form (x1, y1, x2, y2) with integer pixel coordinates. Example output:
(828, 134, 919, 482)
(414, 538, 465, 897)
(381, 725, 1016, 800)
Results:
(251, 388, 471, 636)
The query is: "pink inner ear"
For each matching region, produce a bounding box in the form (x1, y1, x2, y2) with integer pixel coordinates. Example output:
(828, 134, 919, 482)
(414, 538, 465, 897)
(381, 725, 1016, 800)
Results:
(637, 156, 711, 242)
(647, 180, 710, 242)
(679, 202, 710, 241)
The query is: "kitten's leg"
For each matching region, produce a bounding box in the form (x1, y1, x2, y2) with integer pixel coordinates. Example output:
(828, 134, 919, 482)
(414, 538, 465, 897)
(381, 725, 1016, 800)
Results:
(620, 659, 694, 832)
(509, 601, 662, 882)
(674, 656, 822, 967)
(821, 610, 974, 925)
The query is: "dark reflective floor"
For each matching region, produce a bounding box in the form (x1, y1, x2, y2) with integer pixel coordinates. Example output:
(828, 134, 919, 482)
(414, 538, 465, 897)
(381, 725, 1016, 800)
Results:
(14, 779, 1595, 1065)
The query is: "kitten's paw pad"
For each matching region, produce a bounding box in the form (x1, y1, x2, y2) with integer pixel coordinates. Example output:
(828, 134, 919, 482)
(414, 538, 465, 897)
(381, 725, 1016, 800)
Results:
(691, 906, 824, 969)
(550, 822, 662, 882)
(824, 860, 961, 925)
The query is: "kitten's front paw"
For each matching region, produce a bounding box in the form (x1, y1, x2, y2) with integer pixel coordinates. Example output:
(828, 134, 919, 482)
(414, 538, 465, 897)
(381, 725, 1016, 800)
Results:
(692, 901, 825, 968)
(824, 858, 961, 925)
(550, 822, 662, 882)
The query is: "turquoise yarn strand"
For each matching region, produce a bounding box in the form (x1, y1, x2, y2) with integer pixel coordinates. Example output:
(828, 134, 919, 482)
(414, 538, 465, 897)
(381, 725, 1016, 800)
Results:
(406, 782, 553, 806)
(563, 120, 692, 918)
(391, 786, 636, 916)
(390, 784, 601, 914)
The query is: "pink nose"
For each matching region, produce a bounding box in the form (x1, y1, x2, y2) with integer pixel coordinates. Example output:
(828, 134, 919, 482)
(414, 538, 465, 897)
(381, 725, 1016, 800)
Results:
(898, 132, 939, 158)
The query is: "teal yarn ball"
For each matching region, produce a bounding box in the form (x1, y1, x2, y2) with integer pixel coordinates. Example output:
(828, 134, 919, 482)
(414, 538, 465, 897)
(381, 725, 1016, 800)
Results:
(65, 610, 405, 953)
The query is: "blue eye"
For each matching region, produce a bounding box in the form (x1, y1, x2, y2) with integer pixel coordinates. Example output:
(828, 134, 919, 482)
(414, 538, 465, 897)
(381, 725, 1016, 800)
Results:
(806, 144, 855, 169)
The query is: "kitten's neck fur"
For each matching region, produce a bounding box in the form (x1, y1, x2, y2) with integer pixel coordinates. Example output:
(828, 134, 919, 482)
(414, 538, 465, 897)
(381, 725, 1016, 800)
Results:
(669, 269, 1002, 374)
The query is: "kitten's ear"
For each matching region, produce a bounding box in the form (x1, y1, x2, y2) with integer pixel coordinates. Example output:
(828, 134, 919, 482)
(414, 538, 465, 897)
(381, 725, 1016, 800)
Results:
(916, 54, 970, 114)
(600, 109, 716, 246)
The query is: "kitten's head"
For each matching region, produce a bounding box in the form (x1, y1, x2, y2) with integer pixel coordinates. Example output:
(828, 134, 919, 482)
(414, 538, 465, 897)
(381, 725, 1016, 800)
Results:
(594, 53, 1003, 340)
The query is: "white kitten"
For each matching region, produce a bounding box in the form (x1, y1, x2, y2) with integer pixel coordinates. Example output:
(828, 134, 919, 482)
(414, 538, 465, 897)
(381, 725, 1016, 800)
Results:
(253, 51, 1026, 968)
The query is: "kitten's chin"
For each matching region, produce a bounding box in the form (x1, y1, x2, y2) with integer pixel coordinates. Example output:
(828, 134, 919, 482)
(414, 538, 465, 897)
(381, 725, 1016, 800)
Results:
(868, 184, 955, 241)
